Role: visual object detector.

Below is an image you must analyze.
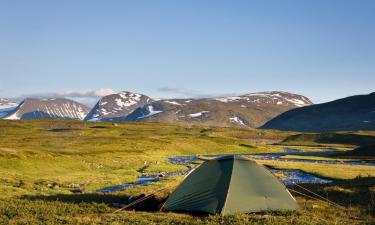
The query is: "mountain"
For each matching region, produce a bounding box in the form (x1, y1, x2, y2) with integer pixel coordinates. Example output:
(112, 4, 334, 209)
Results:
(121, 91, 312, 128)
(261, 92, 375, 132)
(84, 91, 153, 121)
(3, 98, 90, 120)
(0, 98, 19, 118)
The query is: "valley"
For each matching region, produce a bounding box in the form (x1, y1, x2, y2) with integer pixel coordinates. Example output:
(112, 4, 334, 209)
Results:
(0, 120, 374, 224)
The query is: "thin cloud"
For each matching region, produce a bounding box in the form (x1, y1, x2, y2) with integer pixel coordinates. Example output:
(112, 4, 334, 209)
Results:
(11, 88, 116, 106)
(58, 88, 116, 98)
(156, 86, 241, 99)
(156, 87, 197, 97)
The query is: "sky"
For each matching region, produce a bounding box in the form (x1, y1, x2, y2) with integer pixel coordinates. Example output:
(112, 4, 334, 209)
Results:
(0, 0, 374, 105)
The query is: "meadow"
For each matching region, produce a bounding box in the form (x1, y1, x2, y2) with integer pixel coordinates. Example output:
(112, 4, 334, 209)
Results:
(0, 119, 374, 224)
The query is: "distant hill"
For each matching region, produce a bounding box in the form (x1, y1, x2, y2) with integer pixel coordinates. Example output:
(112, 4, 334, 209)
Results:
(339, 145, 375, 157)
(115, 91, 312, 128)
(280, 132, 375, 147)
(3, 98, 90, 120)
(261, 92, 375, 132)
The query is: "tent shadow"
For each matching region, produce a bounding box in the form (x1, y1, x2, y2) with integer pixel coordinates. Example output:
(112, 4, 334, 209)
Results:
(20, 193, 165, 212)
(21, 193, 129, 204)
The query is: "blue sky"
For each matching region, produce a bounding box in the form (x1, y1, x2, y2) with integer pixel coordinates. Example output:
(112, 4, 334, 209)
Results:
(0, 0, 374, 105)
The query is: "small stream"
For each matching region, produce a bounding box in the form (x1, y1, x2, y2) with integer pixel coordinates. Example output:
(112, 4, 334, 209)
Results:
(97, 177, 159, 193)
(98, 148, 360, 193)
(166, 154, 333, 185)
(246, 147, 375, 167)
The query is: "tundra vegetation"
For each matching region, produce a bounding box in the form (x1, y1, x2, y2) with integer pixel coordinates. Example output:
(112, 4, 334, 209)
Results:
(0, 120, 374, 224)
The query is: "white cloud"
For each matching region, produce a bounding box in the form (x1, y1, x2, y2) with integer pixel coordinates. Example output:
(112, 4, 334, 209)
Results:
(58, 88, 116, 98)
(11, 88, 117, 106)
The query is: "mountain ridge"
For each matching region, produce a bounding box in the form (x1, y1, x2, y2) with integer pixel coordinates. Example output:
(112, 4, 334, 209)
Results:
(89, 91, 312, 128)
(4, 98, 90, 120)
(84, 91, 153, 121)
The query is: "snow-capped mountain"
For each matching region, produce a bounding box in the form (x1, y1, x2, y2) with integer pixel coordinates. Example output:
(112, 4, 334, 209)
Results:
(4, 98, 90, 120)
(0, 98, 19, 118)
(121, 91, 313, 128)
(84, 91, 153, 121)
(215, 91, 312, 107)
(1, 91, 313, 128)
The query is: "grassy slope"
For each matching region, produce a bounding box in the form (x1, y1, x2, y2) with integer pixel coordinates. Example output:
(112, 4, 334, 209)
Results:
(0, 120, 287, 197)
(1, 120, 375, 224)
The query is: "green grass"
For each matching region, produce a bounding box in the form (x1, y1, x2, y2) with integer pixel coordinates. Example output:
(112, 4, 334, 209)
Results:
(260, 160, 375, 180)
(1, 120, 375, 224)
(280, 155, 355, 162)
(1, 177, 374, 224)
(0, 119, 277, 196)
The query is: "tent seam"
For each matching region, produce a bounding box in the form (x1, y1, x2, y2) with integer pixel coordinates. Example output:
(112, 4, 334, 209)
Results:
(220, 158, 235, 215)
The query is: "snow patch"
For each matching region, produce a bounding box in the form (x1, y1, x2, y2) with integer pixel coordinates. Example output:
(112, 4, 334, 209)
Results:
(215, 97, 243, 103)
(163, 100, 182, 106)
(229, 116, 246, 126)
(115, 98, 137, 108)
(188, 111, 209, 118)
(115, 92, 143, 108)
(4, 112, 20, 120)
(284, 98, 308, 107)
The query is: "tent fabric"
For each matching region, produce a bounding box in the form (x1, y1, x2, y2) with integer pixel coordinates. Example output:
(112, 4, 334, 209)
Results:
(162, 155, 298, 215)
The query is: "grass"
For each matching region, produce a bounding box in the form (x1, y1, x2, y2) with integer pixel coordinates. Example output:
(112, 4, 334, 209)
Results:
(1, 119, 375, 224)
(0, 119, 277, 196)
(260, 160, 375, 180)
(1, 177, 374, 224)
(279, 155, 355, 162)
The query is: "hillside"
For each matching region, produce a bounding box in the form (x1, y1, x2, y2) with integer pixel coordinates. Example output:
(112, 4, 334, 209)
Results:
(120, 91, 312, 128)
(279, 131, 375, 147)
(3, 98, 90, 120)
(261, 92, 375, 132)
(84, 91, 153, 121)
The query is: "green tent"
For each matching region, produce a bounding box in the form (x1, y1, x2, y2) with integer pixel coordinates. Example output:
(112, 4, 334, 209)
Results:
(162, 155, 298, 215)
